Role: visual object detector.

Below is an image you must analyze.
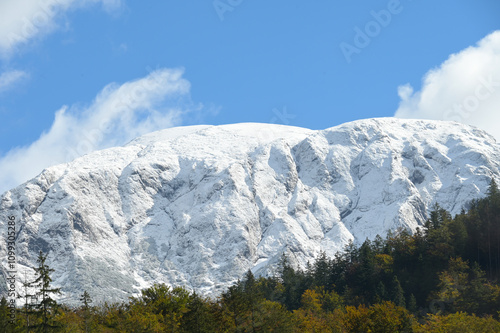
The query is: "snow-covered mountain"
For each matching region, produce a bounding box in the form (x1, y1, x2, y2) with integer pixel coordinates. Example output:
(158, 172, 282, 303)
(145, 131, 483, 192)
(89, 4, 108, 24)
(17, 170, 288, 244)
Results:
(1, 118, 499, 304)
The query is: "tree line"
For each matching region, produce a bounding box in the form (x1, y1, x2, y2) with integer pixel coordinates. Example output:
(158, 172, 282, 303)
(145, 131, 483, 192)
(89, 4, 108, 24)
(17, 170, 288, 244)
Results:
(2, 180, 500, 332)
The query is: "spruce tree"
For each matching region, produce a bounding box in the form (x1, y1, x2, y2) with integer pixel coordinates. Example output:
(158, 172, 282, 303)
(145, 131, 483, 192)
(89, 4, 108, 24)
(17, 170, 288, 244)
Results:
(243, 270, 259, 332)
(79, 291, 92, 333)
(487, 178, 499, 198)
(312, 251, 331, 290)
(408, 294, 417, 313)
(375, 281, 386, 303)
(181, 292, 216, 332)
(32, 251, 61, 332)
(487, 178, 500, 279)
(222, 282, 247, 329)
(391, 276, 405, 308)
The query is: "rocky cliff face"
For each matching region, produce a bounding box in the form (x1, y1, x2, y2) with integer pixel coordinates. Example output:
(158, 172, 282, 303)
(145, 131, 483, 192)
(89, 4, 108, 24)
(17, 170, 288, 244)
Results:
(1, 118, 499, 304)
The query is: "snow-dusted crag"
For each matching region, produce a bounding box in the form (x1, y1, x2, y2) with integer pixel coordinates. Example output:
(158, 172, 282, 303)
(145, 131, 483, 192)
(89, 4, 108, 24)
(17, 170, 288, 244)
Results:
(1, 118, 499, 304)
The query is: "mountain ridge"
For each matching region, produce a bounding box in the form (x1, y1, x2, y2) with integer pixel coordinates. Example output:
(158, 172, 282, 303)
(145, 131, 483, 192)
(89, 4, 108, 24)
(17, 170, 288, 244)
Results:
(1, 118, 499, 304)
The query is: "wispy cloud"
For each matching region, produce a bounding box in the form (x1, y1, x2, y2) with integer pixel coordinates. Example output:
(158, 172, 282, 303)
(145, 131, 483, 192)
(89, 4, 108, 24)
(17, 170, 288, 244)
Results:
(0, 67, 201, 194)
(394, 30, 500, 141)
(0, 70, 29, 92)
(0, 0, 123, 57)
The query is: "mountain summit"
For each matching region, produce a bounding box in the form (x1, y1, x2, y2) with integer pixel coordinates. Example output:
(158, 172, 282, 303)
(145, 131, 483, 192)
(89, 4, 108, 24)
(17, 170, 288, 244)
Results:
(1, 118, 499, 303)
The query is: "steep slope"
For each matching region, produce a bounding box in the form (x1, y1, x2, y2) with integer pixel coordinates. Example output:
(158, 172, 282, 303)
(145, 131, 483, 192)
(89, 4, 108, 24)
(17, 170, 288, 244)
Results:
(1, 118, 499, 304)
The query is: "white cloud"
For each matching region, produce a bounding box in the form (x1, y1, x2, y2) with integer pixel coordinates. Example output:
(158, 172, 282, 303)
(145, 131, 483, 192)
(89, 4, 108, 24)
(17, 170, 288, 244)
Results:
(0, 0, 123, 57)
(0, 67, 200, 194)
(395, 30, 500, 141)
(0, 69, 29, 92)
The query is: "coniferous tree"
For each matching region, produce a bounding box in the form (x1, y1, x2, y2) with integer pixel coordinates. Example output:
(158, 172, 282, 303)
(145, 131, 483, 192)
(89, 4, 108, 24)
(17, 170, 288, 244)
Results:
(180, 292, 216, 333)
(312, 251, 331, 290)
(18, 270, 37, 332)
(487, 178, 500, 278)
(375, 281, 387, 304)
(243, 270, 259, 332)
(408, 294, 418, 314)
(448, 214, 468, 257)
(222, 281, 247, 330)
(0, 296, 13, 332)
(357, 240, 376, 302)
(487, 178, 499, 198)
(32, 251, 61, 333)
(427, 203, 451, 230)
(80, 291, 92, 333)
(391, 276, 405, 308)
(277, 254, 310, 310)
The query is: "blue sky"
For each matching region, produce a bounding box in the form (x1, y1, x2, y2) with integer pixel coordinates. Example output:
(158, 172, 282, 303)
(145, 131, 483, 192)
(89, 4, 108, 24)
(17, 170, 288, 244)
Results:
(0, 0, 499, 193)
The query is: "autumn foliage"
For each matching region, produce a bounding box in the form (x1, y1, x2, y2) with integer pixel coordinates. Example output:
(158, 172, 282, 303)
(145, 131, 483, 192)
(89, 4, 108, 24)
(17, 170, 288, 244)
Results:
(2, 180, 500, 332)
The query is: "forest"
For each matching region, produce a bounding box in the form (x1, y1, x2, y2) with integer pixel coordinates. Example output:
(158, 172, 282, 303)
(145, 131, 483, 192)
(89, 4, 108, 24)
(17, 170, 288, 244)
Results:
(2, 180, 500, 332)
